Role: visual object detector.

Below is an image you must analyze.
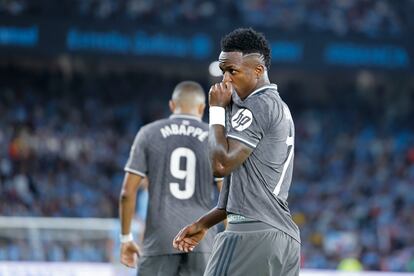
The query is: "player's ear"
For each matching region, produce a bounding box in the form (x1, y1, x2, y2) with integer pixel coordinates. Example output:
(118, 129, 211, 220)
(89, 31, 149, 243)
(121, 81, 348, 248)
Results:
(255, 64, 265, 78)
(198, 103, 206, 118)
(169, 100, 175, 113)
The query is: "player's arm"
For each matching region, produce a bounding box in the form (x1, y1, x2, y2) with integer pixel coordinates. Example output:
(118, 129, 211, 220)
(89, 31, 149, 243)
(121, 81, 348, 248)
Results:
(214, 177, 227, 227)
(173, 207, 227, 252)
(173, 176, 226, 252)
(120, 172, 143, 235)
(119, 172, 143, 268)
(196, 207, 227, 229)
(214, 177, 223, 192)
(209, 127, 252, 176)
(209, 82, 253, 177)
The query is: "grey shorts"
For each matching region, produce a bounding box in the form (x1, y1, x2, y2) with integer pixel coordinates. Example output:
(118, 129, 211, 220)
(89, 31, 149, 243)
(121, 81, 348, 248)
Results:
(204, 222, 300, 276)
(137, 252, 210, 276)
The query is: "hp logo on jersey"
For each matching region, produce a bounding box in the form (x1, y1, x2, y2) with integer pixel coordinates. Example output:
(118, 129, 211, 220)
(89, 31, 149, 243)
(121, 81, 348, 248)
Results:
(231, 108, 253, 131)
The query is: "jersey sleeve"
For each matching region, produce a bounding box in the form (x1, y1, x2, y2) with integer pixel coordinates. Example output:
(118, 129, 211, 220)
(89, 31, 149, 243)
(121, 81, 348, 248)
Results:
(226, 107, 264, 149)
(124, 127, 147, 177)
(227, 98, 283, 148)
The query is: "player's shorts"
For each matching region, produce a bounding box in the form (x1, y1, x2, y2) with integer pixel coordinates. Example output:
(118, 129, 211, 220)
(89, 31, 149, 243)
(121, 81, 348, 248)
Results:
(137, 252, 210, 276)
(203, 221, 300, 276)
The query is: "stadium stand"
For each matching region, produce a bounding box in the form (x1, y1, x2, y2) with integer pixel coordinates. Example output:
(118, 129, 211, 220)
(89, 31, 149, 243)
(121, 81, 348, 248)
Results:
(0, 0, 413, 37)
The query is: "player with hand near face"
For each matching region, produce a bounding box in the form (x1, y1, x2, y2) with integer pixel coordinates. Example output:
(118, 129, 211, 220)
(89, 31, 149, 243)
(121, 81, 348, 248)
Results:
(174, 28, 301, 276)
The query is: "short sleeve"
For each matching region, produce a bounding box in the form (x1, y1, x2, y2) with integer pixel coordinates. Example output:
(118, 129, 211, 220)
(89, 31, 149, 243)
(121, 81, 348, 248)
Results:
(227, 107, 264, 148)
(124, 127, 147, 177)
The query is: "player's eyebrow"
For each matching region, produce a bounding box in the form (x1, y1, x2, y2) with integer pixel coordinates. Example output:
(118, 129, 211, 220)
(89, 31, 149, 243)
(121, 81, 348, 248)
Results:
(219, 63, 236, 71)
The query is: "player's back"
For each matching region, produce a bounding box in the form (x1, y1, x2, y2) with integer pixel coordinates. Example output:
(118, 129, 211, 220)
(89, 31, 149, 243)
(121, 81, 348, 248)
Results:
(126, 114, 216, 256)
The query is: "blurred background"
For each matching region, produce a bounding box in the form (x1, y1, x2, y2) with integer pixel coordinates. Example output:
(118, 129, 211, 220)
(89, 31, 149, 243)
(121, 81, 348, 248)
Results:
(0, 0, 413, 275)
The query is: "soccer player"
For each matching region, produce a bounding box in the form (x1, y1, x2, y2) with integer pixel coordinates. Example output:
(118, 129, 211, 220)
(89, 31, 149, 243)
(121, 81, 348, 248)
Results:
(119, 81, 221, 275)
(173, 28, 301, 275)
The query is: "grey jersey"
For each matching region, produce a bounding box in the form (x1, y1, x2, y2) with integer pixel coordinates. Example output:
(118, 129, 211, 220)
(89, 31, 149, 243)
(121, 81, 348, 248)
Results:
(217, 84, 300, 243)
(125, 114, 217, 256)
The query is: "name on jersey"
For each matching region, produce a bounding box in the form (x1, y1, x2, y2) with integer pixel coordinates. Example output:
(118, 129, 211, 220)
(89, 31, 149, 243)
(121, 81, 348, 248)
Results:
(160, 124, 208, 142)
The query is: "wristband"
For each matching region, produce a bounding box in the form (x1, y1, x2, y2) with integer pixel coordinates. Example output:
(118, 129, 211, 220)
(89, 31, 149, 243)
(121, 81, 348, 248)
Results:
(209, 106, 225, 127)
(120, 233, 133, 243)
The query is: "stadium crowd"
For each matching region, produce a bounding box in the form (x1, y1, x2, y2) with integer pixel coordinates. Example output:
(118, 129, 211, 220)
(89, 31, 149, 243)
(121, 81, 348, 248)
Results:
(0, 0, 412, 37)
(0, 66, 413, 271)
(292, 106, 414, 271)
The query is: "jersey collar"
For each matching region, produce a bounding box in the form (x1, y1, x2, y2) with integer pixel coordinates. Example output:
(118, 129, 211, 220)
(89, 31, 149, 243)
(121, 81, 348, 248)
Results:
(170, 114, 201, 121)
(247, 84, 278, 99)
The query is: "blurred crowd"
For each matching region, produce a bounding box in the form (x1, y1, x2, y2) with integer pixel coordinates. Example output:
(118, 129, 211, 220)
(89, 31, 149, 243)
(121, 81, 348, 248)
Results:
(292, 110, 414, 271)
(289, 76, 414, 272)
(0, 67, 173, 262)
(1, 0, 413, 38)
(0, 66, 413, 271)
(0, 67, 183, 218)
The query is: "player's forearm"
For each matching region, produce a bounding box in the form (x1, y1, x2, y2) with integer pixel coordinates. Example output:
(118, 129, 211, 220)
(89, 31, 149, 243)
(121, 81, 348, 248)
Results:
(196, 207, 227, 229)
(209, 125, 231, 176)
(119, 192, 137, 235)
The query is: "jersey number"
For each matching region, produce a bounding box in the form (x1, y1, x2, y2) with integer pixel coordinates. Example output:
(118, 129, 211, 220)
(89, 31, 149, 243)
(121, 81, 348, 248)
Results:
(169, 147, 196, 200)
(273, 106, 295, 196)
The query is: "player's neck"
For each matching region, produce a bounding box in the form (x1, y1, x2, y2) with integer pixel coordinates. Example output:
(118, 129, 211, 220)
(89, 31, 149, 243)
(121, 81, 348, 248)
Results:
(241, 77, 270, 100)
(256, 74, 270, 89)
(172, 109, 201, 119)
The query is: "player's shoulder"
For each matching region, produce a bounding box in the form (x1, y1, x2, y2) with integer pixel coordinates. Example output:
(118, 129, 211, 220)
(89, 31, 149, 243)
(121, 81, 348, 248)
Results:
(241, 84, 276, 106)
(143, 118, 164, 128)
(136, 118, 169, 135)
(139, 115, 208, 136)
(245, 84, 282, 112)
(254, 84, 280, 102)
(242, 84, 290, 128)
(168, 114, 208, 129)
(191, 119, 209, 131)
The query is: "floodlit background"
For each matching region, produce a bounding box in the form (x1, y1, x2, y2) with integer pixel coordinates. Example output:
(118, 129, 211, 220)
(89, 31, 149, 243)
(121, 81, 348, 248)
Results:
(0, 0, 413, 275)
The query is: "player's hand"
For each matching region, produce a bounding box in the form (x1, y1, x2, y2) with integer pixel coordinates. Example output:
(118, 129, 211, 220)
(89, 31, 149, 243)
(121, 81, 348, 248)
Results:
(209, 82, 233, 107)
(173, 222, 208, 252)
(120, 241, 141, 268)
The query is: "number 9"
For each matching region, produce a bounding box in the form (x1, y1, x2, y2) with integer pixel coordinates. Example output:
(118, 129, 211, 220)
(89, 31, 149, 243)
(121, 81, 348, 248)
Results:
(169, 147, 196, 200)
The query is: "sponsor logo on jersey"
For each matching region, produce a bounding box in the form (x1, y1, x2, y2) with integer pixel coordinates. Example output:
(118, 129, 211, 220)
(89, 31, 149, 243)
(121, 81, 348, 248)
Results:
(231, 108, 253, 131)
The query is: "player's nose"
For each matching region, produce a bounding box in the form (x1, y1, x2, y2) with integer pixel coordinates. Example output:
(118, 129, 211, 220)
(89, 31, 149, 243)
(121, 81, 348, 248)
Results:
(222, 72, 231, 82)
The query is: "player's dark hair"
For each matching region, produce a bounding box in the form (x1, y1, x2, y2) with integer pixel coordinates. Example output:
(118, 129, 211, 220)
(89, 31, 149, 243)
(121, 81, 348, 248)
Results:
(221, 28, 271, 69)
